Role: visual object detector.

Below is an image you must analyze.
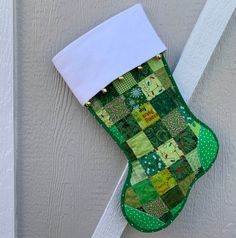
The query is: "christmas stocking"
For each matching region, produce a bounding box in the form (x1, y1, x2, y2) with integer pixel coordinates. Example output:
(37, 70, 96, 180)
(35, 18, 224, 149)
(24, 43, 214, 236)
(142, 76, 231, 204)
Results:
(52, 4, 219, 233)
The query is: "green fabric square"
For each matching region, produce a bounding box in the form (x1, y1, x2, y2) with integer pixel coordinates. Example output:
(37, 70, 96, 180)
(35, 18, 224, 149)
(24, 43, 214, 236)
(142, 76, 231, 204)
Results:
(174, 126, 198, 154)
(127, 131, 154, 158)
(131, 62, 153, 83)
(96, 83, 119, 106)
(139, 151, 166, 177)
(90, 97, 103, 112)
(104, 97, 130, 123)
(159, 212, 173, 223)
(123, 86, 147, 110)
(161, 186, 184, 209)
(162, 108, 188, 137)
(178, 173, 195, 195)
(144, 120, 172, 148)
(130, 161, 148, 185)
(169, 158, 193, 182)
(115, 114, 141, 140)
(150, 89, 178, 117)
(133, 179, 158, 204)
(178, 106, 194, 124)
(147, 57, 164, 72)
(109, 125, 126, 144)
(122, 142, 137, 161)
(125, 187, 142, 208)
(185, 148, 201, 172)
(142, 199, 169, 218)
(154, 67, 172, 90)
(112, 72, 137, 94)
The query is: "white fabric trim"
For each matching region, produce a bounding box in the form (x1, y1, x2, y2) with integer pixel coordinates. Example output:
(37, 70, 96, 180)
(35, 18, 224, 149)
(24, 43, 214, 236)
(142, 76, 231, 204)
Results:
(52, 4, 166, 105)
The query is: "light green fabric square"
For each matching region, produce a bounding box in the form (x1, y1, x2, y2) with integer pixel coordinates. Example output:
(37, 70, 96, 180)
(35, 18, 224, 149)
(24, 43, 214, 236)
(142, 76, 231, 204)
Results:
(112, 72, 137, 94)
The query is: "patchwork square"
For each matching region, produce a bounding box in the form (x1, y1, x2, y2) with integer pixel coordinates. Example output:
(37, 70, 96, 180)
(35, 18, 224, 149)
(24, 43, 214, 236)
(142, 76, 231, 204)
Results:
(142, 199, 169, 218)
(112, 72, 137, 94)
(161, 186, 184, 209)
(186, 148, 202, 172)
(133, 179, 158, 204)
(109, 125, 126, 144)
(90, 97, 103, 112)
(189, 121, 201, 136)
(125, 187, 142, 208)
(115, 114, 141, 140)
(170, 200, 185, 217)
(147, 57, 164, 72)
(131, 62, 153, 83)
(178, 173, 195, 195)
(154, 67, 172, 90)
(156, 138, 184, 167)
(169, 158, 193, 182)
(122, 142, 137, 161)
(139, 151, 166, 177)
(150, 169, 177, 195)
(144, 120, 172, 148)
(159, 212, 173, 223)
(162, 108, 188, 137)
(150, 88, 177, 117)
(104, 97, 130, 123)
(127, 131, 154, 158)
(132, 102, 160, 130)
(130, 161, 148, 185)
(178, 106, 194, 124)
(96, 83, 119, 106)
(96, 108, 113, 128)
(174, 126, 198, 154)
(123, 86, 147, 110)
(138, 73, 165, 100)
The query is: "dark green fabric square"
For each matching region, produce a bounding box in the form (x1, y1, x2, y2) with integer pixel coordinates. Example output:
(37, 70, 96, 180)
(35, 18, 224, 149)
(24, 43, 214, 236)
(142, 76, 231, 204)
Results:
(131, 63, 153, 83)
(122, 142, 137, 161)
(150, 88, 177, 117)
(169, 158, 193, 181)
(96, 84, 119, 106)
(166, 87, 182, 107)
(161, 186, 184, 209)
(174, 126, 198, 154)
(123, 86, 147, 110)
(115, 114, 141, 140)
(109, 125, 126, 144)
(139, 151, 166, 177)
(159, 212, 173, 223)
(144, 120, 172, 148)
(132, 179, 158, 204)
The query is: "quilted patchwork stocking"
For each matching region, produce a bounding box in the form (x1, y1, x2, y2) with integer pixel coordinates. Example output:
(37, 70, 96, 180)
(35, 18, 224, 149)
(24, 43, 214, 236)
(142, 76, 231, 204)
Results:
(53, 4, 219, 233)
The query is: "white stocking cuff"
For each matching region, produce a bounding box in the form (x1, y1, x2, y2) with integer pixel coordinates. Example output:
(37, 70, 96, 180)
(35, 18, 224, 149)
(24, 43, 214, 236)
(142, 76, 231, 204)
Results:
(52, 4, 166, 105)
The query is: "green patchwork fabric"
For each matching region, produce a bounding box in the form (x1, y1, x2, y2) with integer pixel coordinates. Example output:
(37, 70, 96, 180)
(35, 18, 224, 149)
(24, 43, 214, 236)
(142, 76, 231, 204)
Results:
(144, 120, 171, 148)
(133, 179, 158, 204)
(151, 88, 178, 117)
(88, 54, 219, 232)
(139, 151, 166, 177)
(115, 114, 141, 140)
(104, 97, 130, 123)
(127, 131, 154, 158)
(131, 62, 153, 82)
(162, 108, 188, 137)
(142, 199, 169, 218)
(112, 72, 136, 94)
(123, 85, 147, 110)
(138, 73, 165, 100)
(130, 160, 148, 185)
(174, 126, 198, 154)
(169, 158, 194, 182)
(161, 186, 184, 209)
